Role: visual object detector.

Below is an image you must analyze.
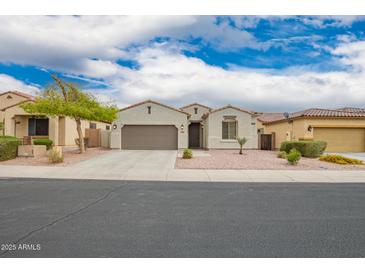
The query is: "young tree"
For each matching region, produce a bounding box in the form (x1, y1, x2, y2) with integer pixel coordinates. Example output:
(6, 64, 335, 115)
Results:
(21, 75, 118, 153)
(236, 137, 248, 155)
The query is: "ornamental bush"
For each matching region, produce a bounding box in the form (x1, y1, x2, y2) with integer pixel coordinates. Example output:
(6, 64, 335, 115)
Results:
(277, 151, 287, 159)
(182, 148, 193, 159)
(48, 148, 64, 163)
(0, 136, 21, 161)
(33, 139, 53, 150)
(319, 154, 363, 165)
(280, 140, 327, 158)
(287, 148, 301, 165)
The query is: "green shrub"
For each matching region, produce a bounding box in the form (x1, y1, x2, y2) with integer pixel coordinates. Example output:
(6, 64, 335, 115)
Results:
(0, 135, 19, 141)
(319, 154, 363, 165)
(33, 139, 53, 150)
(280, 140, 327, 158)
(0, 137, 21, 161)
(277, 151, 287, 159)
(182, 148, 193, 159)
(48, 148, 64, 163)
(287, 148, 301, 165)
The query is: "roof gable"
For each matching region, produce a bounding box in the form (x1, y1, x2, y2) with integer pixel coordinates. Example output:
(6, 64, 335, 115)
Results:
(119, 100, 191, 117)
(0, 99, 33, 111)
(0, 91, 35, 101)
(204, 105, 255, 118)
(180, 102, 212, 111)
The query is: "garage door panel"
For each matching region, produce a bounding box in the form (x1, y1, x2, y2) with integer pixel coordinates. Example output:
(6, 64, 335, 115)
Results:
(314, 127, 365, 152)
(122, 125, 177, 150)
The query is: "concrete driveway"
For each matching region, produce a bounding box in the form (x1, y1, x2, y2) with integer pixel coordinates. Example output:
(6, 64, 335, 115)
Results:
(72, 149, 177, 171)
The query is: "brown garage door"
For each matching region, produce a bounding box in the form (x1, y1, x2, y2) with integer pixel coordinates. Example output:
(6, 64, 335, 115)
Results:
(122, 125, 178, 150)
(314, 127, 365, 152)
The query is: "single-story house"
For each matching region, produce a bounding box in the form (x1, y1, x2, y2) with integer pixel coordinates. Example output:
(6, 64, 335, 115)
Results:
(258, 107, 365, 152)
(110, 100, 259, 150)
(0, 91, 110, 146)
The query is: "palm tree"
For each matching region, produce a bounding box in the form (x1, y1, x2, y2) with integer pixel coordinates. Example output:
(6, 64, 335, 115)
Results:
(237, 137, 248, 155)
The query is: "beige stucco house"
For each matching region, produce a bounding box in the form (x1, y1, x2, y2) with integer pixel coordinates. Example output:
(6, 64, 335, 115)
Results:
(110, 100, 259, 150)
(0, 91, 110, 146)
(258, 108, 365, 152)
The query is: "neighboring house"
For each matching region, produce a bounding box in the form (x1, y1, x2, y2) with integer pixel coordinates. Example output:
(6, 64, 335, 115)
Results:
(258, 107, 365, 152)
(0, 91, 110, 146)
(110, 100, 259, 150)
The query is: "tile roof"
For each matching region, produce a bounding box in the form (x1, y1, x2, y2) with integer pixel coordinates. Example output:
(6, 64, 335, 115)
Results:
(257, 112, 285, 123)
(336, 107, 365, 113)
(261, 107, 365, 124)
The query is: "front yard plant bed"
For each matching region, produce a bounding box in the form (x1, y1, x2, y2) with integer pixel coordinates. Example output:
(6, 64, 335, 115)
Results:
(33, 138, 53, 150)
(0, 136, 21, 161)
(319, 154, 363, 165)
(0, 147, 110, 166)
(175, 150, 365, 170)
(280, 140, 327, 158)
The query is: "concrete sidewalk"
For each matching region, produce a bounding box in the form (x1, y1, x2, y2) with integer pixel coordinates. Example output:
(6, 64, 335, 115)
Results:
(1, 165, 365, 182)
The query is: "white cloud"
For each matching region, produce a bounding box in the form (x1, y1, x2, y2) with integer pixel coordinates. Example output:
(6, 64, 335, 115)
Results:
(0, 74, 40, 95)
(229, 15, 365, 30)
(1, 16, 365, 112)
(0, 15, 260, 77)
(100, 44, 365, 111)
(332, 40, 365, 72)
(0, 16, 196, 72)
(303, 16, 365, 28)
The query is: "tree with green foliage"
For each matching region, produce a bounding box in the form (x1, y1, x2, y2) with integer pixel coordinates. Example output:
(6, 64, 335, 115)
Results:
(0, 121, 4, 135)
(236, 137, 248, 155)
(21, 75, 118, 153)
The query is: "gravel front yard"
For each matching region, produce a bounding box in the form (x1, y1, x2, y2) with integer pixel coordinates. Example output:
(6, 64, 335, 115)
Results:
(175, 149, 365, 170)
(0, 147, 111, 166)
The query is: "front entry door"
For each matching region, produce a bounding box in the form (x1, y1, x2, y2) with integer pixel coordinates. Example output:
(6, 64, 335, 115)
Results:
(189, 123, 200, 148)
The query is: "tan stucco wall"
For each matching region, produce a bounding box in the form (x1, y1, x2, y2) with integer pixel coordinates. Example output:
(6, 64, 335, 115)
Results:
(256, 120, 264, 130)
(0, 93, 29, 110)
(205, 107, 258, 149)
(263, 117, 365, 149)
(110, 102, 189, 149)
(181, 104, 211, 121)
(3, 104, 30, 137)
(2, 102, 109, 146)
(1, 93, 30, 136)
(62, 117, 109, 146)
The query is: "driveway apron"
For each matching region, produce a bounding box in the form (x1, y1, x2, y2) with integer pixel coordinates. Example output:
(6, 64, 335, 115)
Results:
(68, 150, 177, 178)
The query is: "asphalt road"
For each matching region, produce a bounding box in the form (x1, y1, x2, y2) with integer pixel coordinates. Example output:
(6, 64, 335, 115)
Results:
(1, 178, 365, 257)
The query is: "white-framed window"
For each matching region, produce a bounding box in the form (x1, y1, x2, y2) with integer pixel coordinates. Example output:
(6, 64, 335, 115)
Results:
(222, 121, 237, 140)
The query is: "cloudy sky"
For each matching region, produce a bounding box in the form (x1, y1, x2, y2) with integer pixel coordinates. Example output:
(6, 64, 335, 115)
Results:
(1, 15, 365, 111)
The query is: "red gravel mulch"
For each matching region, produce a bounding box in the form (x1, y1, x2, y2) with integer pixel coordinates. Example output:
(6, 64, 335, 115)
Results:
(0, 147, 111, 166)
(175, 150, 365, 170)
